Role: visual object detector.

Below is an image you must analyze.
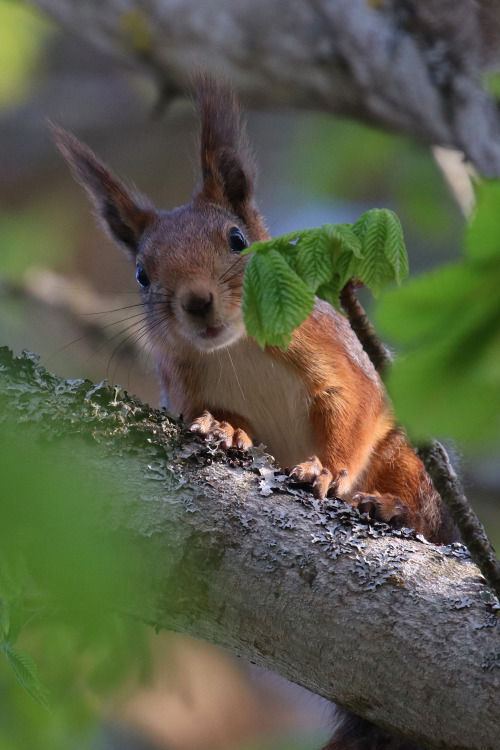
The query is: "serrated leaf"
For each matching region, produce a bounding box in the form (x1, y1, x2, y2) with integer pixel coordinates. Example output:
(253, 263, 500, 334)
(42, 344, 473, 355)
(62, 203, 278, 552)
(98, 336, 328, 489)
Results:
(291, 229, 333, 291)
(242, 249, 315, 348)
(379, 209, 409, 281)
(352, 211, 372, 242)
(336, 250, 361, 290)
(241, 253, 267, 348)
(355, 209, 400, 295)
(2, 643, 50, 709)
(241, 239, 270, 256)
(242, 231, 306, 257)
(316, 275, 342, 309)
(323, 223, 363, 258)
(273, 229, 307, 249)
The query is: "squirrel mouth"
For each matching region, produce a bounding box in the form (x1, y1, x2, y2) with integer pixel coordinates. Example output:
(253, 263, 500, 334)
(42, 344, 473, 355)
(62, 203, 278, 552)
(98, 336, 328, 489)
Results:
(199, 324, 226, 339)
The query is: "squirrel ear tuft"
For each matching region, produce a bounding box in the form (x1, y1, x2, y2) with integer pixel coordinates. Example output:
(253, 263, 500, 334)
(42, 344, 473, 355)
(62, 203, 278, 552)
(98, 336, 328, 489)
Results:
(50, 124, 156, 258)
(196, 76, 256, 221)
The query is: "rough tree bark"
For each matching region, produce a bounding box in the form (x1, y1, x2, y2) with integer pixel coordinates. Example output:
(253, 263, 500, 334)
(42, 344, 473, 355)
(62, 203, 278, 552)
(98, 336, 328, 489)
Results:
(30, 0, 500, 176)
(1, 347, 499, 750)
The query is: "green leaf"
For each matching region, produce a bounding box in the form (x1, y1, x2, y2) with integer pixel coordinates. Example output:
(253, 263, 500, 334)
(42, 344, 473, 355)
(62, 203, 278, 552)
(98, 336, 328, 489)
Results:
(242, 249, 315, 349)
(354, 209, 406, 295)
(378, 254, 500, 444)
(292, 229, 333, 291)
(316, 275, 342, 309)
(335, 250, 361, 290)
(1, 642, 50, 710)
(323, 222, 363, 258)
(466, 180, 500, 262)
(242, 211, 409, 347)
(241, 231, 306, 257)
(241, 252, 266, 347)
(3, 597, 25, 645)
(352, 210, 372, 243)
(0, 607, 9, 641)
(378, 263, 482, 344)
(379, 209, 409, 281)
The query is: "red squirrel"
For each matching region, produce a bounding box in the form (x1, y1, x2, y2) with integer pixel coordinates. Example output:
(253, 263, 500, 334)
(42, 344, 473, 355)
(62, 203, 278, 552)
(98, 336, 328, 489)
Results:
(53, 77, 456, 750)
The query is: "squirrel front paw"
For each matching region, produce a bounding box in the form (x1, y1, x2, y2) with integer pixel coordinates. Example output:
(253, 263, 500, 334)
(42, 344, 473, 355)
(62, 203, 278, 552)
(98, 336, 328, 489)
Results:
(190, 410, 253, 451)
(352, 492, 410, 529)
(290, 456, 348, 500)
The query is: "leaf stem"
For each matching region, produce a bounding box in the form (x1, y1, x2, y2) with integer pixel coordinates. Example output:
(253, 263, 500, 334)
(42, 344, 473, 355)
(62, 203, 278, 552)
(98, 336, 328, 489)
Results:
(339, 281, 392, 376)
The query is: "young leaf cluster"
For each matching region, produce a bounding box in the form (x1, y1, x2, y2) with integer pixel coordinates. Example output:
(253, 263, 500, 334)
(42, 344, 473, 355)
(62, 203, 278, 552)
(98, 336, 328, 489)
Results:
(242, 208, 408, 348)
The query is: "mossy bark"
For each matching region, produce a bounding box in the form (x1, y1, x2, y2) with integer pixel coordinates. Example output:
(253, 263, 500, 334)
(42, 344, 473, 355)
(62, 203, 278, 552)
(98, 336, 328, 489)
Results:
(1, 347, 499, 749)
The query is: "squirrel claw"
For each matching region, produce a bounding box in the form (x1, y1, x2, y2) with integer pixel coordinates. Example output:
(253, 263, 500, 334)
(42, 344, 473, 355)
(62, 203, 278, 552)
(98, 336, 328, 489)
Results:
(290, 457, 347, 500)
(353, 492, 410, 529)
(290, 455, 323, 484)
(190, 411, 252, 451)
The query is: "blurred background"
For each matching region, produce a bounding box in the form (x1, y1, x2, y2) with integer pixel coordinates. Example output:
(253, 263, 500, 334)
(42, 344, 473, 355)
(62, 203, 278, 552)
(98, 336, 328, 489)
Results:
(0, 1, 498, 749)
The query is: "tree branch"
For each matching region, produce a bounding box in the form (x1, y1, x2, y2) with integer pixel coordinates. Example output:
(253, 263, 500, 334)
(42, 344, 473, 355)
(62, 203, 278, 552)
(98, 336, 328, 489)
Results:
(29, 0, 500, 176)
(1, 346, 499, 750)
(339, 283, 500, 606)
(418, 441, 500, 602)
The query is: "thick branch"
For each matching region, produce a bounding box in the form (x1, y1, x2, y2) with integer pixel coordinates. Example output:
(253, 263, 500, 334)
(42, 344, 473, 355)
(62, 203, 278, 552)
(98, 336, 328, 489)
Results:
(30, 0, 500, 175)
(1, 347, 499, 750)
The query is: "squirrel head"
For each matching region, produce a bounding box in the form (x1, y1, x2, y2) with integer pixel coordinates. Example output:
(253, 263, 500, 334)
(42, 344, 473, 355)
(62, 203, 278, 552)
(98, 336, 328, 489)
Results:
(52, 76, 269, 355)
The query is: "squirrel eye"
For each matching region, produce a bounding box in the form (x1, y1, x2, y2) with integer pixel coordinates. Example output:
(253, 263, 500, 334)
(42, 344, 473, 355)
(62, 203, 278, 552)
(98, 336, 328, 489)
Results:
(136, 266, 150, 288)
(228, 227, 247, 253)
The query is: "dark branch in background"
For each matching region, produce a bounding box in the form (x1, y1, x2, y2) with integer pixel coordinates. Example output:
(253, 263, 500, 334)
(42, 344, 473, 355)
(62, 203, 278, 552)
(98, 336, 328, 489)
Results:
(340, 281, 500, 602)
(28, 0, 500, 176)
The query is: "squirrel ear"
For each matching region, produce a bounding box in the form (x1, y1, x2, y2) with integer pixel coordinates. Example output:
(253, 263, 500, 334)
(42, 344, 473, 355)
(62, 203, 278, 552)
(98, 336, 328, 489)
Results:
(197, 77, 256, 221)
(51, 124, 155, 258)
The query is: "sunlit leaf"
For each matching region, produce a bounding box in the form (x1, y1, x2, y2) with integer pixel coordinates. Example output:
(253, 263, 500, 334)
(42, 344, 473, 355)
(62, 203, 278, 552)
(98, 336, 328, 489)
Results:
(292, 229, 333, 291)
(322, 223, 363, 258)
(242, 249, 315, 349)
(354, 209, 407, 295)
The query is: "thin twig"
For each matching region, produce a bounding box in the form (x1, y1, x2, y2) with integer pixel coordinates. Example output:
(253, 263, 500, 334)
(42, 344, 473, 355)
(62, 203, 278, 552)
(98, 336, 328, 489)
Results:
(417, 441, 500, 601)
(340, 280, 500, 602)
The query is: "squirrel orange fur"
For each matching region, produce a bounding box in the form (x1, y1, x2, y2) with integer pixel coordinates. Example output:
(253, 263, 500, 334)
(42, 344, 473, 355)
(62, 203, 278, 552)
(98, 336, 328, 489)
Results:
(53, 77, 457, 750)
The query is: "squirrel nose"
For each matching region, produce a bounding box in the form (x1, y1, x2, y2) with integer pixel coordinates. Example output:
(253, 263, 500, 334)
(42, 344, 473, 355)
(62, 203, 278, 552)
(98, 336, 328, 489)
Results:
(181, 291, 213, 318)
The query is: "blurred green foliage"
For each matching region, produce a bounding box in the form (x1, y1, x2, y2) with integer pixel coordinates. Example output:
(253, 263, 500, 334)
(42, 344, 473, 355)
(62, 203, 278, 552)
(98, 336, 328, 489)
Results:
(0, 199, 76, 281)
(378, 180, 500, 449)
(0, 415, 151, 749)
(0, 0, 52, 111)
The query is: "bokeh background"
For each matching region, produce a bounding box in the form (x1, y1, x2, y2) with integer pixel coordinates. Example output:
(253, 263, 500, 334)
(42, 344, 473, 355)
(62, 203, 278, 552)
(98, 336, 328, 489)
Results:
(0, 1, 498, 749)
